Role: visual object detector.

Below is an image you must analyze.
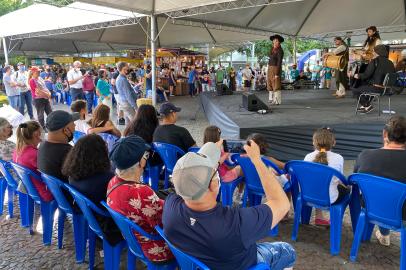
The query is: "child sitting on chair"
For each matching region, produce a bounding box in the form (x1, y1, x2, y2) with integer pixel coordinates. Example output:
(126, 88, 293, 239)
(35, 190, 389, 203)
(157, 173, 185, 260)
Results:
(304, 128, 350, 226)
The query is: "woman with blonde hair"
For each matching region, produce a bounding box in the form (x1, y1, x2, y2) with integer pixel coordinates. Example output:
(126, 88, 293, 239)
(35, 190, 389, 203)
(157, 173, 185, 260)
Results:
(13, 121, 53, 201)
(304, 127, 349, 226)
(87, 104, 121, 137)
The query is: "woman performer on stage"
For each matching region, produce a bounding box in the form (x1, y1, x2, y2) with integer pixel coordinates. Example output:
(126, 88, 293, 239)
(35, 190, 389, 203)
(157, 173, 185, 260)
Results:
(267, 34, 284, 105)
(324, 37, 349, 98)
(362, 26, 382, 61)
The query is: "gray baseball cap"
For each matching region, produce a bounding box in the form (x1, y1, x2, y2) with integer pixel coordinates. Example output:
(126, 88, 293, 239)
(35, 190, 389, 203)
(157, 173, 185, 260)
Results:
(46, 110, 80, 131)
(171, 142, 221, 201)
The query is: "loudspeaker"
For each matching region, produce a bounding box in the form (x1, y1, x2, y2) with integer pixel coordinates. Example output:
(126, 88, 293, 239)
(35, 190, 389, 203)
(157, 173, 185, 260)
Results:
(216, 84, 233, 96)
(242, 92, 269, 111)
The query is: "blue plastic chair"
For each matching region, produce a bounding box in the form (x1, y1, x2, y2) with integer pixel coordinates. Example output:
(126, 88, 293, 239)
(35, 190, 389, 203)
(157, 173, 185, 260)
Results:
(64, 184, 126, 270)
(152, 143, 185, 189)
(155, 226, 270, 270)
(99, 133, 120, 152)
(285, 160, 350, 255)
(9, 162, 59, 245)
(349, 173, 406, 268)
(233, 155, 291, 236)
(41, 173, 87, 263)
(73, 131, 86, 144)
(0, 159, 19, 218)
(188, 147, 200, 153)
(102, 202, 178, 270)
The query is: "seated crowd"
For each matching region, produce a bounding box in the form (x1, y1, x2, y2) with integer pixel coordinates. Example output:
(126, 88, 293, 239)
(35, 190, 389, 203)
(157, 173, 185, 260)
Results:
(0, 98, 405, 269)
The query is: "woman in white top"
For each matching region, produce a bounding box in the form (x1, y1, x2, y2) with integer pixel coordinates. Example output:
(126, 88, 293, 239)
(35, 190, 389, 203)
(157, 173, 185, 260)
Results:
(304, 128, 349, 226)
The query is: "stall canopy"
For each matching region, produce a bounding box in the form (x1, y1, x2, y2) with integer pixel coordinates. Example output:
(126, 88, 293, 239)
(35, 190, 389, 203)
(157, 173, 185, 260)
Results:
(81, 0, 406, 43)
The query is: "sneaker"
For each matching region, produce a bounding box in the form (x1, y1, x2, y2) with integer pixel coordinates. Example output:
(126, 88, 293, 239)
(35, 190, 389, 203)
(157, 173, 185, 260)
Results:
(375, 230, 390, 246)
(170, 94, 175, 97)
(315, 218, 330, 226)
(364, 105, 374, 113)
(357, 106, 365, 112)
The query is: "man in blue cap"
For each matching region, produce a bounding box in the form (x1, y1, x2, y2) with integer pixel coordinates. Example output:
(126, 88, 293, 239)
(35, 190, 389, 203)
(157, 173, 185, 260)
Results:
(38, 110, 79, 182)
(153, 102, 196, 152)
(107, 135, 174, 263)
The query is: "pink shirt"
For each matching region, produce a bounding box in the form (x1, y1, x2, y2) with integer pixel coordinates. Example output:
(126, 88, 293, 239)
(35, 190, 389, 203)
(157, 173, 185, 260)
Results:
(29, 78, 50, 99)
(13, 145, 53, 202)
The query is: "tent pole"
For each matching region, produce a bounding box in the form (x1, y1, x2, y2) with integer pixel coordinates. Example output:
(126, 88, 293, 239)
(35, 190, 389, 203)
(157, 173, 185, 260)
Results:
(251, 42, 255, 68)
(2, 38, 9, 65)
(151, 14, 157, 106)
(293, 37, 297, 65)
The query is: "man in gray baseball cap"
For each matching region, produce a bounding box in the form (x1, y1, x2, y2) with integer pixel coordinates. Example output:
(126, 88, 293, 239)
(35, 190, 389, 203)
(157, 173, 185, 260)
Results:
(163, 140, 295, 270)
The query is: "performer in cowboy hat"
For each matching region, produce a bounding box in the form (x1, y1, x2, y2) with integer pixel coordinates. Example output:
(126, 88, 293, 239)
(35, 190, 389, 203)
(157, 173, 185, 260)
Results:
(267, 34, 284, 105)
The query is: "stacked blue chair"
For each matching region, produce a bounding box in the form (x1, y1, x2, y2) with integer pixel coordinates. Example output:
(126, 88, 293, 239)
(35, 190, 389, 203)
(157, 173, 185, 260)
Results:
(143, 160, 162, 191)
(0, 160, 20, 218)
(349, 173, 406, 269)
(102, 202, 178, 270)
(188, 147, 200, 153)
(73, 131, 86, 144)
(285, 160, 350, 255)
(41, 173, 87, 263)
(99, 133, 120, 153)
(65, 184, 126, 270)
(152, 143, 185, 189)
(233, 155, 291, 236)
(10, 162, 60, 245)
(155, 226, 270, 270)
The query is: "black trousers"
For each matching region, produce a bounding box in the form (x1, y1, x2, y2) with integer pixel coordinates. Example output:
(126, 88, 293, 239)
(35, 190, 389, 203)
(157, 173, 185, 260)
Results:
(33, 98, 52, 128)
(352, 85, 383, 107)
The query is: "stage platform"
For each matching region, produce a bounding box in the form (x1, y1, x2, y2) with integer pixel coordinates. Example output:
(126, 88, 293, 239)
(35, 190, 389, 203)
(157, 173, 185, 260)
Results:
(200, 89, 406, 160)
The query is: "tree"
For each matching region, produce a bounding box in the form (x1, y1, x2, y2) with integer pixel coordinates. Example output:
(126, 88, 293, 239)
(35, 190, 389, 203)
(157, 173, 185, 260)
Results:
(0, 0, 73, 17)
(237, 38, 329, 64)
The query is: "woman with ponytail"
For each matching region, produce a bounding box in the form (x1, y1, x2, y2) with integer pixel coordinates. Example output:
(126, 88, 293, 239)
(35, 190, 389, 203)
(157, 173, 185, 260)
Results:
(304, 128, 348, 226)
(13, 121, 53, 202)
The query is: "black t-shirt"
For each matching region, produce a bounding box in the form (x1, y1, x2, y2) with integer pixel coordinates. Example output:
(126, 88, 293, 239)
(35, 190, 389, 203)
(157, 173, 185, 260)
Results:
(153, 124, 196, 152)
(69, 172, 114, 207)
(354, 149, 406, 183)
(37, 141, 72, 182)
(163, 194, 273, 270)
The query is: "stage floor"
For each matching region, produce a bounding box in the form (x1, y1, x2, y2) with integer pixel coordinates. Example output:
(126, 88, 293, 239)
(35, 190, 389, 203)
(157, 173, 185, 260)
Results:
(200, 89, 406, 160)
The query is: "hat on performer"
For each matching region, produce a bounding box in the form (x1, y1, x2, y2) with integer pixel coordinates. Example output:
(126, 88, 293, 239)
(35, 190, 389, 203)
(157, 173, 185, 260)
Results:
(270, 34, 284, 43)
(366, 26, 378, 32)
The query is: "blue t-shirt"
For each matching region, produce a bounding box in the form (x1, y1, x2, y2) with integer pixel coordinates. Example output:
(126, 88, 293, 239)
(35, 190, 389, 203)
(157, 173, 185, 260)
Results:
(163, 193, 273, 270)
(188, 70, 197, 84)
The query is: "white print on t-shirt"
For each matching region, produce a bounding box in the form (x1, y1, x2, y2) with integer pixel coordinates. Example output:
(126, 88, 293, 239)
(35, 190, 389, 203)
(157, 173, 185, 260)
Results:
(190, 218, 196, 226)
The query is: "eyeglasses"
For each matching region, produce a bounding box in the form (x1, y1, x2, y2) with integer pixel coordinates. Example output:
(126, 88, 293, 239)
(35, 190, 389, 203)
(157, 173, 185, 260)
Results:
(142, 151, 150, 161)
(209, 162, 221, 187)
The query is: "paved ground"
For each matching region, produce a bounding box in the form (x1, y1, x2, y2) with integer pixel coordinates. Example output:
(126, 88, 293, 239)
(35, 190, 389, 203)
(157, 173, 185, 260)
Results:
(0, 95, 400, 269)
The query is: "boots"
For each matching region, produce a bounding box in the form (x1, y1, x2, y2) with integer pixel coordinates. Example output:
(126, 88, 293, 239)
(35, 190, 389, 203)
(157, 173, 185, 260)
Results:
(268, 91, 274, 103)
(273, 91, 282, 105)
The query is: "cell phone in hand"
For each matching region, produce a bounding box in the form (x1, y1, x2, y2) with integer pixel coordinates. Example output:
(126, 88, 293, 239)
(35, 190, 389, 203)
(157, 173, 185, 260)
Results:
(223, 139, 246, 154)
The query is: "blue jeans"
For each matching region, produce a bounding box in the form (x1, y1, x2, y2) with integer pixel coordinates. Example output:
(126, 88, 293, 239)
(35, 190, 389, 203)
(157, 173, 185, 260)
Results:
(19, 91, 34, 119)
(70, 88, 84, 102)
(84, 91, 95, 113)
(379, 227, 390, 236)
(7, 95, 20, 110)
(257, 242, 296, 270)
(188, 83, 195, 96)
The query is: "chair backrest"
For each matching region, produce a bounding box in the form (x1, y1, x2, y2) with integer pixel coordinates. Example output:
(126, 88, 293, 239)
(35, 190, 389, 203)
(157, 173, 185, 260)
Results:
(349, 173, 406, 228)
(64, 183, 109, 238)
(98, 133, 119, 152)
(383, 73, 399, 95)
(233, 155, 286, 195)
(101, 202, 162, 260)
(41, 173, 73, 215)
(155, 226, 209, 270)
(10, 162, 43, 202)
(152, 142, 185, 173)
(285, 160, 348, 207)
(188, 147, 200, 153)
(73, 131, 86, 144)
(0, 159, 18, 189)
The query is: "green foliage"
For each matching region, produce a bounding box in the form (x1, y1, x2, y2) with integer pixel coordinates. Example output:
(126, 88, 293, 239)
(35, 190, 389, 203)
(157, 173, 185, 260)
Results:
(0, 0, 73, 17)
(237, 38, 329, 64)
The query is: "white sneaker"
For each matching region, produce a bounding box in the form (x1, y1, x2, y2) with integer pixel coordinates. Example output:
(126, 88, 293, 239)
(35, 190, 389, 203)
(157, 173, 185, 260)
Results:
(375, 230, 390, 246)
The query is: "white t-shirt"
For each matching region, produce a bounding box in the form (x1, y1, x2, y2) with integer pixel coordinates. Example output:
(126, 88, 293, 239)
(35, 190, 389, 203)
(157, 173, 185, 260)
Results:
(304, 150, 344, 203)
(67, 69, 83, 89)
(74, 119, 90, 134)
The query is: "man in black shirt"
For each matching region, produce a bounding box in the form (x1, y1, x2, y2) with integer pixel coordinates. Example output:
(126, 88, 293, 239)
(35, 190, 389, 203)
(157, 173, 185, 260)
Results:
(153, 102, 196, 152)
(38, 110, 78, 182)
(354, 116, 406, 246)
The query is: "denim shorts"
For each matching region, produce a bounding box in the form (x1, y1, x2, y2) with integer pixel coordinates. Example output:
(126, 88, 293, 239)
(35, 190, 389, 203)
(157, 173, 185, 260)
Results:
(257, 242, 296, 270)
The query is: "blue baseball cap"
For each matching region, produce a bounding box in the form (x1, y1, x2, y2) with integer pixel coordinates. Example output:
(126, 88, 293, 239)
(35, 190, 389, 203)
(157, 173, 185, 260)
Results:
(46, 110, 80, 131)
(109, 135, 150, 170)
(159, 102, 181, 115)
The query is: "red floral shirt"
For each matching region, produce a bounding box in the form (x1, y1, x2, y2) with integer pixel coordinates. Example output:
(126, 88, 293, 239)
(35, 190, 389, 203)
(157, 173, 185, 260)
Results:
(106, 176, 173, 263)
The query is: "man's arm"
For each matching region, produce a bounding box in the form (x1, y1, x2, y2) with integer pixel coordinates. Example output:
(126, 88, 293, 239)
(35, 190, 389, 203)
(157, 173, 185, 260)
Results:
(67, 71, 82, 85)
(359, 60, 376, 82)
(244, 141, 290, 228)
(123, 79, 138, 108)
